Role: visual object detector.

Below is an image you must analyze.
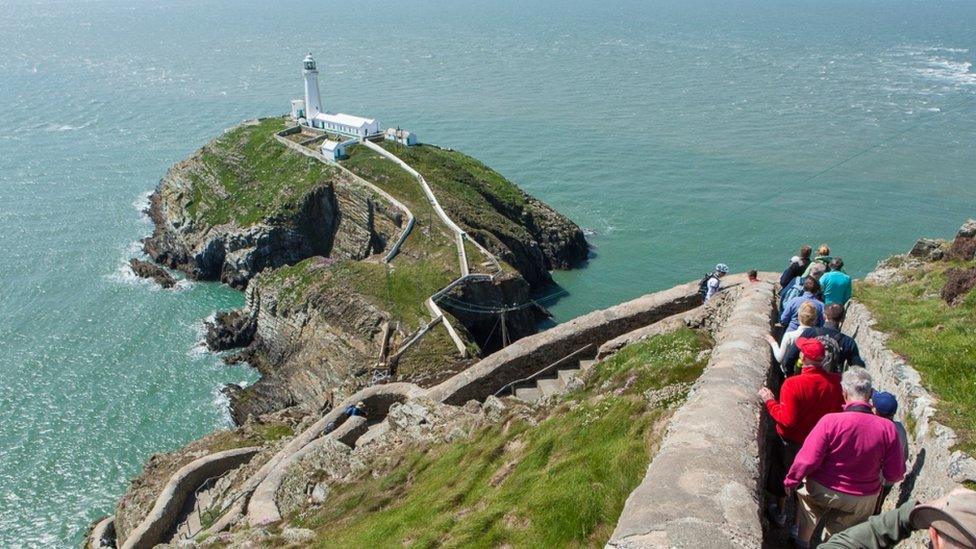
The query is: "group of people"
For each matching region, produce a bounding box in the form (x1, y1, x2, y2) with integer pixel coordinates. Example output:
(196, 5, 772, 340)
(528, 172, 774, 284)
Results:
(751, 244, 976, 548)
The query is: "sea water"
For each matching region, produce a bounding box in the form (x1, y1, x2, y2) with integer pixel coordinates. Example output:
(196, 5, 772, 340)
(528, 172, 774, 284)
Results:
(1, 0, 974, 544)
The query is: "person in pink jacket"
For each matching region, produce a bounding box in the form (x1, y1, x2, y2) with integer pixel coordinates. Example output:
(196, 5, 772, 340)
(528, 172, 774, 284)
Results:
(785, 367, 906, 546)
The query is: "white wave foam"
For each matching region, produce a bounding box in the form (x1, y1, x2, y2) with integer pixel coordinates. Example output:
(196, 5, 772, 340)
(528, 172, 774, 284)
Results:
(105, 262, 159, 290)
(213, 381, 250, 426)
(919, 57, 975, 86)
(132, 190, 153, 220)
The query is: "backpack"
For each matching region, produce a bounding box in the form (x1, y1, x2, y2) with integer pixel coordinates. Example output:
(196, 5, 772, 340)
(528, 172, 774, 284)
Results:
(698, 273, 717, 300)
(816, 335, 844, 373)
(779, 276, 805, 310)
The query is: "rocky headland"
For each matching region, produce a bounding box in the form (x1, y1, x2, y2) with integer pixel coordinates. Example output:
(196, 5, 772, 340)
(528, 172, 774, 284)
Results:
(143, 117, 587, 422)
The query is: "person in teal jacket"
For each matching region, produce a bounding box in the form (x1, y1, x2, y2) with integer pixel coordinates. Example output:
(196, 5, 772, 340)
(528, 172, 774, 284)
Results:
(820, 257, 852, 306)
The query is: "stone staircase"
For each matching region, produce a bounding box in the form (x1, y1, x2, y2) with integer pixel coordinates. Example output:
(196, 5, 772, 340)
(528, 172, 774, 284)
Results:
(511, 358, 598, 403)
(171, 473, 234, 541)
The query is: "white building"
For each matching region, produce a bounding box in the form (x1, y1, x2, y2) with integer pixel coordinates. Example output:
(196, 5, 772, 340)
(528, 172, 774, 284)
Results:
(321, 138, 355, 161)
(385, 127, 419, 146)
(293, 53, 381, 138)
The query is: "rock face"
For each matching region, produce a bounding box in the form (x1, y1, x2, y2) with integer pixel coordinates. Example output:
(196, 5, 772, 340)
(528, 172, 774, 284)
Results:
(205, 310, 256, 351)
(948, 219, 976, 261)
(128, 258, 176, 288)
(909, 238, 947, 262)
(941, 267, 976, 304)
(144, 168, 400, 289)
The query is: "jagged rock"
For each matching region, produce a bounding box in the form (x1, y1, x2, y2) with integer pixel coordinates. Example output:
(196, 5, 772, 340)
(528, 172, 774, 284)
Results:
(128, 258, 176, 288)
(482, 395, 506, 422)
(948, 219, 976, 261)
(281, 527, 315, 543)
(309, 482, 329, 504)
(941, 267, 976, 304)
(205, 310, 255, 351)
(909, 238, 946, 261)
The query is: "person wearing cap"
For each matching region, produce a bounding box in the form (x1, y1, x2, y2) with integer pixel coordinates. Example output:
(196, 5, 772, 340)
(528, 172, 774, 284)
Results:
(781, 303, 865, 374)
(821, 488, 976, 548)
(872, 391, 910, 514)
(705, 263, 729, 301)
(758, 336, 845, 527)
(785, 367, 906, 545)
(781, 277, 827, 332)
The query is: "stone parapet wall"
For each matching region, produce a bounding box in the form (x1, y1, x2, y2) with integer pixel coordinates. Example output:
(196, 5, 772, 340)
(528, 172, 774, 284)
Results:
(118, 446, 260, 549)
(428, 273, 761, 406)
(607, 280, 775, 548)
(845, 301, 976, 547)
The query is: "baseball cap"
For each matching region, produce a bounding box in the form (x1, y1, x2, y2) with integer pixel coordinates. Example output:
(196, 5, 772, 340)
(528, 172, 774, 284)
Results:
(795, 337, 825, 363)
(872, 391, 898, 417)
(910, 488, 976, 547)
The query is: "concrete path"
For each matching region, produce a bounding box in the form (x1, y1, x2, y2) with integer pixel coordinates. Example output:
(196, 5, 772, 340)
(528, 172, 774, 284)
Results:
(607, 279, 775, 549)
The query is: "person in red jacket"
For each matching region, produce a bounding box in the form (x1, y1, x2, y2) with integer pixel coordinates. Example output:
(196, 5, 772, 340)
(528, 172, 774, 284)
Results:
(758, 337, 845, 527)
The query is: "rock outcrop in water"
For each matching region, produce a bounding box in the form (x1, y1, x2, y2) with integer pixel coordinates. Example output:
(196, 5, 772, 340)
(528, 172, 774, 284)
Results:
(128, 258, 176, 288)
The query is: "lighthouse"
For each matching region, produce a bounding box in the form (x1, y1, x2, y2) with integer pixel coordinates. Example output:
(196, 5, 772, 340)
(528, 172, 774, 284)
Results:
(303, 53, 322, 118)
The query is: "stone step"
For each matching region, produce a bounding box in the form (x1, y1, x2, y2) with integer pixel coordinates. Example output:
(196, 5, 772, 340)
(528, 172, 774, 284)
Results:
(579, 359, 598, 371)
(557, 368, 580, 385)
(514, 387, 541, 402)
(537, 377, 565, 397)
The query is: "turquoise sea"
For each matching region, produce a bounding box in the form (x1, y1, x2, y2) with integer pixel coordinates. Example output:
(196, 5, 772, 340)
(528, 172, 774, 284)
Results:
(1, 0, 974, 544)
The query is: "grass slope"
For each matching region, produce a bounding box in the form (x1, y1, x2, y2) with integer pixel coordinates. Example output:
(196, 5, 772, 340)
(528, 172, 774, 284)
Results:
(289, 328, 711, 548)
(187, 117, 338, 227)
(857, 259, 976, 455)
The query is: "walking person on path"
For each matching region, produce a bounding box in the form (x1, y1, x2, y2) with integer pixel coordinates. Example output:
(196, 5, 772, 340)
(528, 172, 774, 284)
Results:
(820, 258, 853, 306)
(781, 304, 865, 374)
(781, 277, 826, 332)
(759, 337, 845, 529)
(785, 367, 906, 546)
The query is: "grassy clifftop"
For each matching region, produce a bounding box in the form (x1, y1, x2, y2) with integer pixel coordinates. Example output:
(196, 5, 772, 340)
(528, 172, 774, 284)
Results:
(858, 257, 976, 455)
(186, 118, 339, 227)
(281, 329, 711, 547)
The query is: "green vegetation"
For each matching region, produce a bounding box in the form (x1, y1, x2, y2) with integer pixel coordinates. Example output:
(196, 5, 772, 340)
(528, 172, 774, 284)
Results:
(288, 328, 711, 548)
(187, 117, 339, 227)
(258, 256, 455, 328)
(857, 258, 976, 455)
(376, 144, 538, 256)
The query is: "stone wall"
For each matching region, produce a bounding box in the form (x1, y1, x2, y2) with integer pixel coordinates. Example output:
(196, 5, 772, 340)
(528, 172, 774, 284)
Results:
(845, 301, 976, 547)
(428, 274, 760, 406)
(119, 446, 260, 549)
(607, 280, 776, 548)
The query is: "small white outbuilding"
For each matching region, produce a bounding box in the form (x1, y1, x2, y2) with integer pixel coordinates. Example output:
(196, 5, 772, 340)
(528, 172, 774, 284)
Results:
(385, 128, 419, 146)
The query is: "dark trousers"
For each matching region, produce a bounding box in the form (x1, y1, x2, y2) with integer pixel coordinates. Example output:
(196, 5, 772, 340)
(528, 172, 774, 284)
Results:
(767, 436, 802, 498)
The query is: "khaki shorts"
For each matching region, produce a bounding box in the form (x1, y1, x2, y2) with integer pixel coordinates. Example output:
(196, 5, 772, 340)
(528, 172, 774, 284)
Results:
(796, 479, 878, 543)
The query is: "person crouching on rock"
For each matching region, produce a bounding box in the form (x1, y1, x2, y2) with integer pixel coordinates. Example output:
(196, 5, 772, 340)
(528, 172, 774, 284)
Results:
(759, 336, 845, 530)
(784, 367, 906, 547)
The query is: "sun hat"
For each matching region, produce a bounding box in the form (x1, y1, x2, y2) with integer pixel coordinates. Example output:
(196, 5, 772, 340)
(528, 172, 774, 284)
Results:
(715, 263, 729, 274)
(795, 337, 825, 364)
(871, 391, 898, 417)
(910, 488, 976, 547)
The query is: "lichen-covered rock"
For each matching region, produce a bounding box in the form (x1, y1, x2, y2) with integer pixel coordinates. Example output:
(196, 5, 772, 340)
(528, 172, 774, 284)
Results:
(948, 219, 976, 261)
(908, 237, 947, 261)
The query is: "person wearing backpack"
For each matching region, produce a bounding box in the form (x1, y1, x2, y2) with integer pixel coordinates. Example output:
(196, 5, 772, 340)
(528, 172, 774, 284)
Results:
(781, 304, 864, 374)
(780, 277, 825, 332)
(780, 245, 813, 288)
(699, 263, 729, 302)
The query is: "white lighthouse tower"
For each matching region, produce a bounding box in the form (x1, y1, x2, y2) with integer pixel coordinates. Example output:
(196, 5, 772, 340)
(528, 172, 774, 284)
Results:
(303, 53, 322, 118)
